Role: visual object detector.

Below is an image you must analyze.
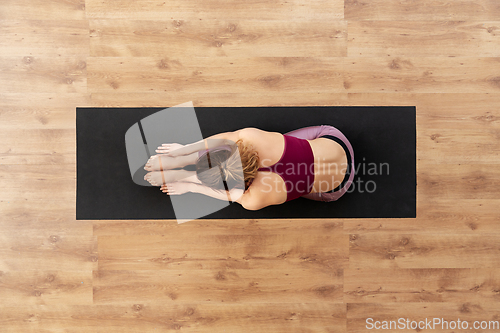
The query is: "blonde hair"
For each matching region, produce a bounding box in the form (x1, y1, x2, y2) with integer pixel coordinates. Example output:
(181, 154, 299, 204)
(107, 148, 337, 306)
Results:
(195, 139, 259, 192)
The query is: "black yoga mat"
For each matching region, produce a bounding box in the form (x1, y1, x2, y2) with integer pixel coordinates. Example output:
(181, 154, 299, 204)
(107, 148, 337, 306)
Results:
(76, 106, 416, 220)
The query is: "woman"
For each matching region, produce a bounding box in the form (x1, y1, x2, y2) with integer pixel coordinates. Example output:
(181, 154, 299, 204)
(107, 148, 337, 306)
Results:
(144, 125, 354, 210)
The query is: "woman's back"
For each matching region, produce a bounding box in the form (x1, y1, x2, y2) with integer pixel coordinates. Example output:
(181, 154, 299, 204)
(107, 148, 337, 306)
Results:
(238, 127, 347, 206)
(238, 128, 289, 205)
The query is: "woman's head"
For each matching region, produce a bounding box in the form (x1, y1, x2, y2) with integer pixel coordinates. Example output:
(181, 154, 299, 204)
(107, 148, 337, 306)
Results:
(195, 139, 259, 192)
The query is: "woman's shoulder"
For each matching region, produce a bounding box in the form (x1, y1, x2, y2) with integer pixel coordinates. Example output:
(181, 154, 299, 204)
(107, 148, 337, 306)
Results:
(238, 128, 283, 152)
(240, 173, 287, 208)
(238, 183, 285, 210)
(237, 127, 276, 139)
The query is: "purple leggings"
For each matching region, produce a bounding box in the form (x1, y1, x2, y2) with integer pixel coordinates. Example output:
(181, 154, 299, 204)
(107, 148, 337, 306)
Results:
(284, 125, 355, 202)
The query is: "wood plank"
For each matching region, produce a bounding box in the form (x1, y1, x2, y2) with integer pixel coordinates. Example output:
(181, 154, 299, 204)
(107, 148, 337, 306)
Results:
(87, 57, 344, 93)
(87, 57, 500, 94)
(343, 57, 500, 93)
(0, 92, 91, 108)
(348, 21, 500, 57)
(419, 164, 500, 199)
(0, 140, 75, 165)
(0, 233, 96, 271)
(417, 128, 500, 164)
(89, 19, 347, 58)
(345, 0, 500, 21)
(0, 94, 90, 129)
(0, 0, 86, 20)
(345, 93, 500, 130)
(0, 270, 92, 305)
(347, 302, 500, 333)
(348, 233, 500, 268)
(85, 0, 343, 20)
(0, 165, 75, 200)
(0, 57, 87, 93)
(96, 222, 346, 306)
(0, 20, 89, 56)
(345, 199, 500, 234)
(344, 268, 500, 303)
(0, 199, 88, 234)
(0, 303, 346, 332)
(97, 224, 347, 270)
(89, 92, 350, 107)
(0, 129, 75, 164)
(93, 269, 344, 304)
(89, 91, 500, 112)
(94, 219, 344, 236)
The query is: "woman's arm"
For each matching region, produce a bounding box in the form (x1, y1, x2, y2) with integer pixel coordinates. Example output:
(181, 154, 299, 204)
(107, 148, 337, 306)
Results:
(191, 183, 277, 211)
(157, 130, 243, 156)
(191, 183, 244, 202)
(162, 182, 244, 202)
(162, 181, 279, 211)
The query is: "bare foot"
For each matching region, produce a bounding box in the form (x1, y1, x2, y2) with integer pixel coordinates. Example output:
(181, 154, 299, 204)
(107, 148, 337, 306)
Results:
(161, 182, 193, 195)
(144, 171, 165, 186)
(144, 155, 177, 172)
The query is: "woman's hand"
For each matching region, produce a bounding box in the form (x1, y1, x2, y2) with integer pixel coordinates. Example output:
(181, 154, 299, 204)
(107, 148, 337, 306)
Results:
(161, 182, 193, 195)
(155, 143, 185, 157)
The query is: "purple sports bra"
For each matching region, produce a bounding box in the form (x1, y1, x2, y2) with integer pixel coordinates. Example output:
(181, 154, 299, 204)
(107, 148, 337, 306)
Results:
(257, 135, 315, 202)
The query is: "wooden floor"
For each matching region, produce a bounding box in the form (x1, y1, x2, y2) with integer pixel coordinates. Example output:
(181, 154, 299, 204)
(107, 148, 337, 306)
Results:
(1, 0, 500, 331)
